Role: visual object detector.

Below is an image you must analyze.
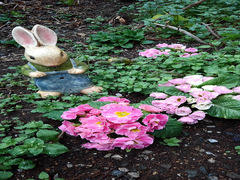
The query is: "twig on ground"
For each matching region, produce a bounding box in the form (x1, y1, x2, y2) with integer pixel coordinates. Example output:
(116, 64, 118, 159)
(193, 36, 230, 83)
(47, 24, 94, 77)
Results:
(58, 131, 65, 139)
(154, 23, 209, 45)
(51, 16, 60, 23)
(182, 0, 209, 11)
(202, 22, 221, 39)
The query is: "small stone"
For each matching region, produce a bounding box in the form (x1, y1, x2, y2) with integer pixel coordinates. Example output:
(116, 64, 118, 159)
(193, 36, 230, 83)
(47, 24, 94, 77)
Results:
(77, 164, 85, 167)
(104, 153, 112, 158)
(199, 166, 208, 175)
(226, 172, 240, 179)
(207, 125, 216, 128)
(160, 164, 172, 170)
(208, 139, 218, 143)
(128, 172, 140, 178)
(119, 167, 129, 172)
(138, 164, 148, 171)
(111, 154, 123, 160)
(186, 170, 197, 178)
(142, 150, 153, 154)
(138, 154, 149, 160)
(206, 151, 217, 156)
(112, 170, 124, 177)
(208, 176, 218, 180)
(207, 131, 213, 133)
(115, 93, 123, 97)
(208, 158, 216, 163)
(66, 162, 73, 168)
(152, 171, 158, 175)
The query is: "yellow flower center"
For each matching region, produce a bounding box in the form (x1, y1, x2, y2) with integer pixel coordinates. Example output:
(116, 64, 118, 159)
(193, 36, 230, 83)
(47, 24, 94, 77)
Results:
(115, 111, 131, 118)
(95, 121, 102, 126)
(131, 128, 140, 132)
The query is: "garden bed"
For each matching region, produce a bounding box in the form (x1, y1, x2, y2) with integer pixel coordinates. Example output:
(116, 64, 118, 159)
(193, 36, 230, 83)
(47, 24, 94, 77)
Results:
(1, 0, 240, 179)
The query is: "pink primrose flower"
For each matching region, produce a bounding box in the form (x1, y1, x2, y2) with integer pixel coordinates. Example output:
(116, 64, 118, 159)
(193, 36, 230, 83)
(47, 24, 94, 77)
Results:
(180, 53, 191, 57)
(139, 48, 162, 58)
(142, 114, 168, 132)
(61, 104, 94, 120)
(168, 43, 186, 50)
(156, 43, 169, 48)
(59, 121, 78, 136)
(75, 126, 93, 139)
(178, 116, 197, 124)
(189, 111, 206, 120)
(89, 108, 102, 116)
(166, 96, 187, 106)
(176, 84, 192, 92)
(232, 95, 240, 101)
(82, 140, 114, 151)
(97, 96, 130, 104)
(168, 78, 186, 85)
(191, 53, 200, 56)
(213, 86, 233, 94)
(101, 104, 143, 124)
(152, 100, 177, 114)
(113, 135, 154, 150)
(185, 47, 198, 53)
(175, 106, 192, 116)
(183, 75, 203, 86)
(192, 102, 213, 110)
(202, 77, 214, 82)
(159, 50, 170, 56)
(61, 111, 79, 120)
(139, 104, 162, 113)
(150, 92, 168, 99)
(80, 116, 110, 133)
(115, 122, 148, 138)
(233, 87, 240, 93)
(190, 90, 218, 103)
(158, 82, 174, 87)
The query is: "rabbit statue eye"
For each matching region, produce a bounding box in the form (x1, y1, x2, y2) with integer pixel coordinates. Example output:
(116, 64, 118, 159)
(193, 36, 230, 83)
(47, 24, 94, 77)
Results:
(29, 55, 35, 60)
(60, 51, 64, 57)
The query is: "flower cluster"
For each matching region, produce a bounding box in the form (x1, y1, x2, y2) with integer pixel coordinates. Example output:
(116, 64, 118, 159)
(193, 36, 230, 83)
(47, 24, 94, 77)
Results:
(149, 75, 240, 125)
(139, 43, 200, 58)
(59, 97, 168, 151)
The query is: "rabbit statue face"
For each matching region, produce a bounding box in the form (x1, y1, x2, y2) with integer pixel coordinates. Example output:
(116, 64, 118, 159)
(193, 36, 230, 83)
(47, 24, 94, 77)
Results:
(25, 46, 68, 67)
(12, 24, 68, 67)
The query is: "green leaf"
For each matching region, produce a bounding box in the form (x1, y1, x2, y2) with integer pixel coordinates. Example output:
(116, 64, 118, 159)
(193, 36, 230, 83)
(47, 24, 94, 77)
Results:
(199, 76, 239, 88)
(142, 40, 154, 45)
(120, 43, 133, 48)
(18, 160, 36, 170)
(198, 45, 212, 48)
(161, 137, 181, 146)
(88, 101, 110, 109)
(36, 130, 59, 141)
(0, 171, 13, 179)
(43, 143, 69, 157)
(42, 110, 65, 121)
(156, 86, 190, 97)
(207, 96, 240, 119)
(38, 172, 49, 179)
(152, 118, 182, 138)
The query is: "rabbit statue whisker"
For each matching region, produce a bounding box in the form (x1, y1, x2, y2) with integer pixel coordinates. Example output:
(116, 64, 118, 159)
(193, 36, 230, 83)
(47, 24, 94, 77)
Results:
(12, 24, 102, 98)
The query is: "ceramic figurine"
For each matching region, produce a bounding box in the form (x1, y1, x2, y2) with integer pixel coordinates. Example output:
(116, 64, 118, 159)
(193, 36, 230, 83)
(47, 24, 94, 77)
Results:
(12, 24, 102, 98)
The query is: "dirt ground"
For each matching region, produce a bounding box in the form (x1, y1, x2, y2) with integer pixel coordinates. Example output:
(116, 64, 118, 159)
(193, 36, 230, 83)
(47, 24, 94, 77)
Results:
(1, 0, 240, 179)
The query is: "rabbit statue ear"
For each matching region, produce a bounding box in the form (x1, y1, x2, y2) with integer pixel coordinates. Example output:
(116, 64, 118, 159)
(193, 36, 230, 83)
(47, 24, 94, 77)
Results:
(32, 24, 57, 46)
(12, 26, 38, 48)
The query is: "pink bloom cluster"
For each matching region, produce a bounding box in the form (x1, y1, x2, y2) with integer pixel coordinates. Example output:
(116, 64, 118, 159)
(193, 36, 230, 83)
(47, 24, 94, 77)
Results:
(59, 96, 168, 151)
(139, 43, 200, 59)
(149, 75, 238, 125)
(139, 48, 170, 58)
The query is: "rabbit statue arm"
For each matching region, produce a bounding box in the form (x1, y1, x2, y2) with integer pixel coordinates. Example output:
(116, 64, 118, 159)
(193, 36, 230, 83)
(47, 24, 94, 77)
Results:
(21, 64, 47, 78)
(67, 60, 89, 74)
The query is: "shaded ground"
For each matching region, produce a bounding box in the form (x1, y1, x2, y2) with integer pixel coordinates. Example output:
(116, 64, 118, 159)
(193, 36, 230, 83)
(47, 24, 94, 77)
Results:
(1, 0, 240, 179)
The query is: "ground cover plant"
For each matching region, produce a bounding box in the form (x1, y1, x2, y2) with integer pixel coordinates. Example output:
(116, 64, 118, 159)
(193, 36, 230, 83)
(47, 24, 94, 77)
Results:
(0, 0, 240, 179)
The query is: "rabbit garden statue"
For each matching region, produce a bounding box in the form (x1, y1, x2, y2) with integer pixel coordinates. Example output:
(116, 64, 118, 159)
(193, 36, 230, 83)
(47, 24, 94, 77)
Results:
(12, 24, 102, 98)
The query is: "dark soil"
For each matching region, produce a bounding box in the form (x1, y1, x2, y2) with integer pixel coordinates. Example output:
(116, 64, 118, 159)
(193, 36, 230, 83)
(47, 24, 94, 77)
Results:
(1, 0, 240, 179)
